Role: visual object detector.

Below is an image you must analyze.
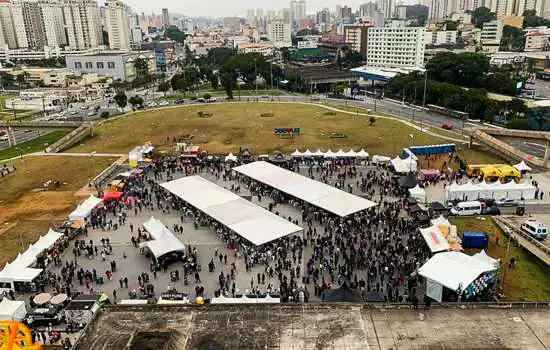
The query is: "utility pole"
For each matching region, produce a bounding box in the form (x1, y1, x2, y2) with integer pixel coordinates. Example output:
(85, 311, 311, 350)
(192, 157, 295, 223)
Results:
(11, 101, 16, 120)
(270, 62, 273, 101)
(402, 86, 405, 106)
(423, 70, 427, 106)
(254, 58, 258, 102)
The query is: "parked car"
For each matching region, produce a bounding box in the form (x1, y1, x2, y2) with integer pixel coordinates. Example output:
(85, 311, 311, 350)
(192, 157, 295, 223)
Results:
(87, 111, 97, 117)
(174, 99, 185, 104)
(158, 101, 170, 106)
(441, 123, 453, 130)
(495, 198, 518, 207)
(482, 205, 501, 216)
(26, 307, 63, 326)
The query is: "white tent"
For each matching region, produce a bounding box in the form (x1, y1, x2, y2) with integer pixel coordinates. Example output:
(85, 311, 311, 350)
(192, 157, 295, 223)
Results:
(313, 149, 324, 157)
(371, 155, 391, 164)
(140, 217, 185, 259)
(324, 149, 337, 158)
(0, 299, 27, 321)
(514, 160, 532, 172)
(418, 251, 497, 292)
(345, 149, 357, 157)
(419, 226, 450, 253)
(211, 294, 281, 304)
(356, 149, 369, 158)
(409, 185, 426, 202)
(32, 229, 63, 252)
(291, 149, 303, 157)
(302, 149, 313, 157)
(473, 250, 500, 269)
(391, 156, 417, 173)
(69, 195, 103, 222)
(335, 149, 348, 157)
(430, 215, 451, 228)
(225, 152, 238, 162)
(445, 181, 536, 201)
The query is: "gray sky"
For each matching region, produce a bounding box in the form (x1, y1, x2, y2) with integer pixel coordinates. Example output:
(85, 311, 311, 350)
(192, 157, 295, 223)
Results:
(126, 0, 407, 17)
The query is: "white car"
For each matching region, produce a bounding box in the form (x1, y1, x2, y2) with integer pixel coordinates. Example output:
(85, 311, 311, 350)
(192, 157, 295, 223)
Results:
(148, 102, 158, 107)
(70, 110, 79, 115)
(158, 101, 170, 106)
(87, 111, 97, 117)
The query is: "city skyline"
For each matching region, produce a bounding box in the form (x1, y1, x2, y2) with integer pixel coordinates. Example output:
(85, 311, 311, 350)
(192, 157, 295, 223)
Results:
(123, 0, 417, 17)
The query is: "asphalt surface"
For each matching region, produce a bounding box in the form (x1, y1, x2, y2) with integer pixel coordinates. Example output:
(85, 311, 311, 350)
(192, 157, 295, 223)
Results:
(0, 129, 52, 151)
(507, 139, 548, 159)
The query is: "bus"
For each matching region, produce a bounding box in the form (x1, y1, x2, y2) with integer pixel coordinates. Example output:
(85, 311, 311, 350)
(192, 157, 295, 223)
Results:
(426, 104, 469, 120)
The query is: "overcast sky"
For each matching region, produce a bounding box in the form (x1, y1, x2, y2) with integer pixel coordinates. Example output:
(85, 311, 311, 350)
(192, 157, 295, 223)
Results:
(126, 0, 412, 17)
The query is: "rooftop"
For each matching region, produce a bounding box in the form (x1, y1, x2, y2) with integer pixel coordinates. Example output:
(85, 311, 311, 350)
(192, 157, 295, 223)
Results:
(75, 304, 550, 350)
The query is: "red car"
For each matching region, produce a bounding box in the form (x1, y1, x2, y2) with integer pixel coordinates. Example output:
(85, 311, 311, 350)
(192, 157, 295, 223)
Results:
(441, 123, 453, 130)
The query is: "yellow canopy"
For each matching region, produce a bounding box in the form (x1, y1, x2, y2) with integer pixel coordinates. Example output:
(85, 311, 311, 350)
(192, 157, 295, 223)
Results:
(480, 166, 501, 178)
(497, 165, 521, 179)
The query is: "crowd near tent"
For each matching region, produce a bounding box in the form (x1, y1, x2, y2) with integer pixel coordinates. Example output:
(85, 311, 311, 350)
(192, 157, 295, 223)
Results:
(418, 252, 497, 302)
(129, 144, 154, 168)
(371, 155, 391, 165)
(322, 282, 363, 302)
(0, 229, 63, 292)
(409, 185, 426, 202)
(68, 195, 103, 224)
(211, 294, 281, 304)
(397, 173, 418, 189)
(445, 180, 536, 201)
(139, 217, 185, 259)
(514, 160, 532, 173)
(161, 176, 303, 246)
(391, 156, 417, 173)
(233, 161, 377, 217)
(0, 299, 27, 321)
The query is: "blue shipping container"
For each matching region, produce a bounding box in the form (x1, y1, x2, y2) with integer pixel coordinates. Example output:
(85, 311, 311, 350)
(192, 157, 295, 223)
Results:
(462, 232, 488, 249)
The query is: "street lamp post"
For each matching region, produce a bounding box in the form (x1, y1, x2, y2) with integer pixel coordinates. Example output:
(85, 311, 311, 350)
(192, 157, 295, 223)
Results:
(423, 70, 427, 107)
(270, 62, 273, 101)
(254, 58, 258, 102)
(402, 87, 405, 106)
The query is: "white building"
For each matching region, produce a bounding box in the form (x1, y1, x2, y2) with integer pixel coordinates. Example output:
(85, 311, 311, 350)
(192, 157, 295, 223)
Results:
(425, 30, 458, 45)
(377, 0, 396, 19)
(105, 0, 131, 50)
(367, 26, 425, 68)
(0, 0, 17, 49)
(297, 0, 306, 22)
(10, 0, 65, 49)
(62, 0, 103, 50)
(267, 20, 291, 46)
(481, 19, 503, 44)
(524, 28, 550, 51)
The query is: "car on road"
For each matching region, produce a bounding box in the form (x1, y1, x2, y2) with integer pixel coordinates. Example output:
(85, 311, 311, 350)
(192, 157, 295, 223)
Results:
(521, 219, 548, 240)
(87, 111, 97, 117)
(482, 206, 501, 216)
(70, 110, 79, 115)
(175, 99, 185, 104)
(0, 135, 9, 141)
(147, 102, 158, 107)
(495, 198, 518, 207)
(158, 101, 170, 106)
(310, 95, 320, 101)
(441, 123, 453, 130)
(261, 95, 269, 98)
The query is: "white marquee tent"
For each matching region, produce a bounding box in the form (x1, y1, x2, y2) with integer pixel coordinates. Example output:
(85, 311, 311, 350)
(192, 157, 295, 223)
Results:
(161, 176, 303, 246)
(473, 250, 500, 269)
(68, 195, 103, 222)
(445, 180, 536, 201)
(409, 185, 426, 202)
(0, 299, 27, 321)
(233, 161, 377, 217)
(419, 225, 450, 253)
(514, 160, 532, 172)
(211, 294, 281, 304)
(225, 153, 238, 162)
(430, 215, 451, 228)
(291, 149, 303, 157)
(418, 252, 497, 293)
(391, 156, 417, 173)
(355, 149, 369, 158)
(139, 217, 185, 259)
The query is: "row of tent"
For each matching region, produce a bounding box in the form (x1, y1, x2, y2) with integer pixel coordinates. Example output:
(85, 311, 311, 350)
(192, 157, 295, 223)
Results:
(445, 180, 537, 201)
(290, 148, 370, 158)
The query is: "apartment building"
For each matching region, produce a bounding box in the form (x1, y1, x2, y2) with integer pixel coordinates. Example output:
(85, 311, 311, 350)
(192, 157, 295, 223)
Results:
(63, 0, 103, 50)
(267, 20, 291, 47)
(366, 26, 425, 68)
(480, 20, 503, 45)
(105, 0, 131, 50)
(425, 30, 458, 45)
(343, 25, 370, 57)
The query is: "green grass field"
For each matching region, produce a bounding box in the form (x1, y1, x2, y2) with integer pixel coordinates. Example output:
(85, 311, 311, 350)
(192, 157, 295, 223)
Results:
(0, 130, 70, 161)
(450, 217, 550, 302)
(69, 103, 500, 165)
(0, 94, 39, 120)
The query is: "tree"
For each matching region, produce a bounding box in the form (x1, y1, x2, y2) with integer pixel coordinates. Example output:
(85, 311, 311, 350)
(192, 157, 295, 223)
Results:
(114, 91, 128, 110)
(522, 10, 550, 28)
(203, 93, 212, 100)
(280, 47, 292, 63)
(368, 116, 376, 126)
(219, 67, 237, 99)
(333, 82, 346, 96)
(134, 58, 149, 78)
(342, 51, 364, 69)
(472, 7, 495, 28)
(500, 25, 525, 51)
(158, 82, 170, 96)
(165, 27, 187, 43)
(128, 95, 144, 108)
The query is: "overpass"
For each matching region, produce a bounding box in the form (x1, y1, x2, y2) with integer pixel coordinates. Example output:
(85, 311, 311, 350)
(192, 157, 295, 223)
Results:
(464, 126, 550, 168)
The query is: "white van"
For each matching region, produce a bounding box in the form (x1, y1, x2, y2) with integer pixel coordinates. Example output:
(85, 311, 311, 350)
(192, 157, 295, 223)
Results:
(521, 219, 548, 240)
(450, 201, 482, 216)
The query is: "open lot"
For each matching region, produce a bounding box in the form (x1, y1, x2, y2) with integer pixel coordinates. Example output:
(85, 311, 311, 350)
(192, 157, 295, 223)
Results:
(69, 103, 499, 164)
(450, 217, 550, 301)
(0, 155, 117, 265)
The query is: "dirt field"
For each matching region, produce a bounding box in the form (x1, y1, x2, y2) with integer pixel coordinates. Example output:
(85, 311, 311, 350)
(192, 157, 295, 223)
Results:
(69, 103, 499, 164)
(0, 156, 117, 265)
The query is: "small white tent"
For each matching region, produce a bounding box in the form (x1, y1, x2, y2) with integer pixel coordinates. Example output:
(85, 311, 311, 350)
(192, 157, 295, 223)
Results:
(513, 160, 532, 172)
(409, 184, 426, 202)
(391, 156, 417, 173)
(225, 153, 238, 162)
(69, 195, 103, 222)
(324, 149, 337, 158)
(302, 149, 313, 157)
(356, 149, 369, 158)
(291, 149, 303, 158)
(0, 299, 27, 320)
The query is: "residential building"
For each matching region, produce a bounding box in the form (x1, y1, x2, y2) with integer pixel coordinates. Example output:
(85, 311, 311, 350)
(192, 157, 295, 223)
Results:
(524, 28, 550, 51)
(481, 19, 503, 45)
(290, 0, 297, 26)
(66, 51, 156, 81)
(343, 25, 370, 57)
(297, 0, 306, 22)
(267, 20, 291, 46)
(377, 0, 396, 19)
(0, 0, 17, 49)
(427, 0, 458, 19)
(366, 26, 425, 68)
(340, 5, 352, 20)
(105, 0, 131, 50)
(246, 9, 256, 23)
(40, 0, 67, 47)
(161, 8, 169, 28)
(238, 43, 275, 55)
(425, 30, 458, 45)
(395, 5, 407, 19)
(222, 17, 241, 33)
(62, 0, 103, 50)
(10, 0, 66, 49)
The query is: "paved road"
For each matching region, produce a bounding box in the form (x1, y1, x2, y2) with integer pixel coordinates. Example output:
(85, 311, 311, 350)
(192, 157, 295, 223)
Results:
(0, 129, 52, 151)
(507, 139, 548, 159)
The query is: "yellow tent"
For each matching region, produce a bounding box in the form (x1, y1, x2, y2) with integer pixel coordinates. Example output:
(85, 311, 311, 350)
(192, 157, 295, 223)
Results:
(497, 165, 521, 179)
(480, 166, 501, 178)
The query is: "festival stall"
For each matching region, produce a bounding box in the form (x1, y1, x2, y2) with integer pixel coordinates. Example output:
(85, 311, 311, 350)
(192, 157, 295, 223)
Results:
(419, 223, 462, 254)
(139, 217, 185, 260)
(0, 299, 27, 321)
(418, 169, 441, 181)
(355, 149, 369, 159)
(128, 144, 154, 168)
(68, 195, 103, 225)
(225, 153, 238, 162)
(409, 185, 427, 203)
(211, 294, 281, 304)
(445, 181, 536, 202)
(473, 250, 500, 269)
(291, 149, 303, 158)
(418, 251, 498, 302)
(371, 155, 391, 165)
(102, 191, 123, 203)
(514, 160, 532, 174)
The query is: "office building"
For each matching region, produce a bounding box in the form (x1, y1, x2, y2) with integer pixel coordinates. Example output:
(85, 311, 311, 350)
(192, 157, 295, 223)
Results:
(161, 8, 169, 28)
(0, 0, 17, 49)
(267, 20, 291, 46)
(340, 5, 352, 20)
(62, 0, 103, 50)
(105, 0, 131, 50)
(367, 26, 425, 68)
(316, 8, 330, 25)
(297, 0, 306, 21)
(66, 51, 156, 81)
(377, 0, 396, 19)
(480, 19, 503, 44)
(395, 5, 407, 19)
(246, 9, 256, 23)
(524, 28, 550, 51)
(343, 25, 369, 57)
(425, 30, 458, 45)
(290, 0, 297, 26)
(222, 17, 241, 33)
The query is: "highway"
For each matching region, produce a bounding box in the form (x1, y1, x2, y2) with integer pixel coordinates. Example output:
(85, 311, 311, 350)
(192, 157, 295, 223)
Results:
(0, 129, 53, 151)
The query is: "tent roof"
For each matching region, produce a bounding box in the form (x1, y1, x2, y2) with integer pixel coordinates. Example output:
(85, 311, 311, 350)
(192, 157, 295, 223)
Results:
(430, 215, 451, 227)
(356, 149, 369, 158)
(233, 161, 377, 217)
(324, 149, 337, 158)
(418, 252, 497, 291)
(103, 192, 123, 201)
(225, 152, 238, 162)
(69, 195, 102, 220)
(291, 149, 302, 157)
(302, 149, 313, 156)
(419, 225, 451, 253)
(409, 184, 426, 196)
(161, 176, 303, 246)
(473, 250, 500, 267)
(313, 149, 324, 156)
(140, 217, 184, 258)
(397, 173, 418, 189)
(0, 299, 26, 320)
(514, 160, 532, 172)
(391, 156, 417, 173)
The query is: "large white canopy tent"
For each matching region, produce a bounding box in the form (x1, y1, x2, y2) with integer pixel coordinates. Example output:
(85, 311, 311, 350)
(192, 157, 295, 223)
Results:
(68, 195, 103, 223)
(139, 217, 185, 259)
(418, 252, 497, 302)
(419, 225, 450, 253)
(0, 229, 63, 291)
(0, 299, 27, 321)
(161, 176, 303, 246)
(445, 180, 536, 201)
(409, 185, 426, 202)
(211, 294, 281, 304)
(233, 161, 377, 217)
(391, 156, 417, 173)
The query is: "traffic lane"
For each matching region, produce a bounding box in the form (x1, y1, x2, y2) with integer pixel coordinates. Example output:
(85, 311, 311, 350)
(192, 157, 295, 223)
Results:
(507, 140, 547, 159)
(0, 129, 49, 150)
